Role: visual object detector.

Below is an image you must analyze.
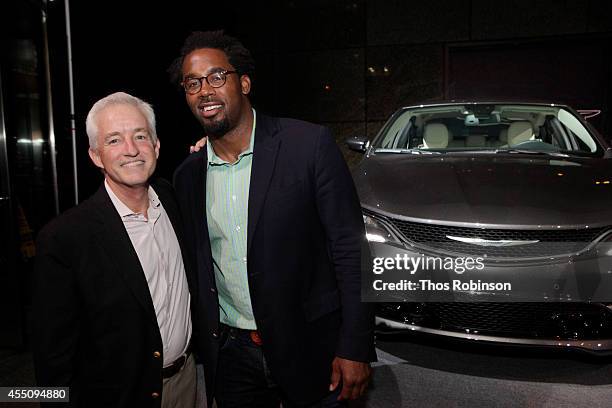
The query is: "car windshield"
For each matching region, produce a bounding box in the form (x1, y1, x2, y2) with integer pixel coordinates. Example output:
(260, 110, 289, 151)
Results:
(372, 104, 601, 156)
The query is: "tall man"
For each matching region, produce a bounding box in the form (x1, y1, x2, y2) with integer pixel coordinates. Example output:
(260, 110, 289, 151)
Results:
(170, 31, 375, 407)
(32, 92, 198, 408)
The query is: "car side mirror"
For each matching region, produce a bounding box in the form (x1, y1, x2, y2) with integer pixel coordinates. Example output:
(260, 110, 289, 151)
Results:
(345, 136, 370, 153)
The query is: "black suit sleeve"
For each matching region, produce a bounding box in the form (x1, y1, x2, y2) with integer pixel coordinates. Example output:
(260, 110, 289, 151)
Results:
(313, 127, 376, 362)
(32, 225, 80, 388)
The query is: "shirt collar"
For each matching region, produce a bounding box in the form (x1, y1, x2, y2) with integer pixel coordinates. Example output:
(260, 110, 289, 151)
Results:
(207, 108, 256, 168)
(104, 180, 160, 218)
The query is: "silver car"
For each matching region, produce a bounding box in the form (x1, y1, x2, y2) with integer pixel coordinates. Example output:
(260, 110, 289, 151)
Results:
(348, 102, 612, 353)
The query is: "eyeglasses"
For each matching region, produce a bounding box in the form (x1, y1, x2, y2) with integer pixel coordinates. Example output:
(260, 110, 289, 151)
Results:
(182, 70, 237, 94)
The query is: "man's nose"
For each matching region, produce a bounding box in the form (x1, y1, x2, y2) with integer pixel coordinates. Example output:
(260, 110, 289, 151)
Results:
(198, 79, 216, 97)
(124, 137, 139, 156)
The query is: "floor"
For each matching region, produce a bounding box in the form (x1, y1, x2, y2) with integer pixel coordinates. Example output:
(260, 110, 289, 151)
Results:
(2, 333, 612, 407)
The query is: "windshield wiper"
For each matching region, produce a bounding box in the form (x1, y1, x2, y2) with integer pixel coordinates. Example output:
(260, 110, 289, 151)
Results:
(403, 149, 442, 155)
(494, 149, 569, 157)
(375, 148, 442, 155)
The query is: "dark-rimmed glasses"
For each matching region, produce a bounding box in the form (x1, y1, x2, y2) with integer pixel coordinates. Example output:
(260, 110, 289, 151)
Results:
(182, 70, 237, 94)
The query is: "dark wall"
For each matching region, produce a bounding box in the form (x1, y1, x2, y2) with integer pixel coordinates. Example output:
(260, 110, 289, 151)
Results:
(41, 0, 612, 197)
(1, 0, 611, 354)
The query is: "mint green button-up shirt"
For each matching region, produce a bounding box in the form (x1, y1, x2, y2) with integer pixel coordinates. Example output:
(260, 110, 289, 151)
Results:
(206, 110, 256, 329)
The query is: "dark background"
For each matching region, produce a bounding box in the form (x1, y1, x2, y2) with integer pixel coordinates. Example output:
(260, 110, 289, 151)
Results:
(1, 0, 612, 361)
(9, 0, 612, 203)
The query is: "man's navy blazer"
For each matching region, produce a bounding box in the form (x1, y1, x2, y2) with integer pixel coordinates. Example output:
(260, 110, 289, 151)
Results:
(32, 179, 200, 407)
(173, 113, 376, 405)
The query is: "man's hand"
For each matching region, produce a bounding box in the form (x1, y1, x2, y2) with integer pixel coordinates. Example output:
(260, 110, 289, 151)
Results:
(189, 136, 208, 153)
(329, 356, 371, 400)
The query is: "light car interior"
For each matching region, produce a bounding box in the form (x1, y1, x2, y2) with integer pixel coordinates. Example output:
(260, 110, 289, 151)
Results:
(375, 104, 598, 154)
(422, 123, 449, 148)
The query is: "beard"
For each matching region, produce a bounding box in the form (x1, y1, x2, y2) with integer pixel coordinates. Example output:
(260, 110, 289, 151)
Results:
(201, 116, 230, 140)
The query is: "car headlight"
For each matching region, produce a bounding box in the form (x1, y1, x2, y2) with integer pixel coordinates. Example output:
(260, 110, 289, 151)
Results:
(363, 213, 403, 245)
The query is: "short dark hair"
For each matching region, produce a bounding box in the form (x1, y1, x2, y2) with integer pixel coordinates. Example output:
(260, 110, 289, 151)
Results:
(168, 30, 256, 89)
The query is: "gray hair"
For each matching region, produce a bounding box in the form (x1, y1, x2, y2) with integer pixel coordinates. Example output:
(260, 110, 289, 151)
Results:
(85, 92, 157, 149)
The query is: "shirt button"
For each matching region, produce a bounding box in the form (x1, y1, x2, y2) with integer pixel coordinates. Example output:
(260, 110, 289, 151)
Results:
(152, 392, 160, 398)
(242, 257, 247, 263)
(232, 195, 236, 201)
(153, 351, 161, 359)
(236, 225, 241, 231)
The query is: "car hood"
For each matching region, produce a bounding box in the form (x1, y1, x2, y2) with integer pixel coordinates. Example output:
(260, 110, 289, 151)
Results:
(353, 153, 612, 228)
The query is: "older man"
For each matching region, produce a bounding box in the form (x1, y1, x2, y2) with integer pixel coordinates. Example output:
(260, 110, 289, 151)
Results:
(32, 92, 198, 408)
(170, 31, 376, 407)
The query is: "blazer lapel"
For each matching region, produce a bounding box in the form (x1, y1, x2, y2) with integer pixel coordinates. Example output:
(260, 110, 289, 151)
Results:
(247, 114, 281, 255)
(188, 151, 215, 285)
(90, 184, 158, 326)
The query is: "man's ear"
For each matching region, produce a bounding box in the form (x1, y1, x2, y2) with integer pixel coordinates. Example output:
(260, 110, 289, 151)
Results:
(155, 139, 160, 159)
(240, 74, 251, 95)
(88, 147, 104, 170)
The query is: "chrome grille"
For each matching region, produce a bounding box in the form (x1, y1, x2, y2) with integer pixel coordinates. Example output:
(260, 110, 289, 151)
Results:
(368, 211, 608, 258)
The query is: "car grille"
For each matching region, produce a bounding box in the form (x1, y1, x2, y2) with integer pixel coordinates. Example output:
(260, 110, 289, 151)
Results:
(378, 214, 608, 258)
(378, 302, 612, 340)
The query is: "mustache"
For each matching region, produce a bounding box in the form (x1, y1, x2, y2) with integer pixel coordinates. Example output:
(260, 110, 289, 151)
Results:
(198, 96, 223, 104)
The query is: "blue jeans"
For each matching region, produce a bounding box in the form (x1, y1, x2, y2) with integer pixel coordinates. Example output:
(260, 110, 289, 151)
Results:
(214, 324, 346, 408)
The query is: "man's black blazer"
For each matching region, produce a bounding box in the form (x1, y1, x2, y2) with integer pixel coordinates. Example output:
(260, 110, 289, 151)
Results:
(32, 179, 199, 408)
(174, 113, 375, 405)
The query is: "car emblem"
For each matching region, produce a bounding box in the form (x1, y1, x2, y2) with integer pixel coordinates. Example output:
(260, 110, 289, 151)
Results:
(445, 235, 540, 247)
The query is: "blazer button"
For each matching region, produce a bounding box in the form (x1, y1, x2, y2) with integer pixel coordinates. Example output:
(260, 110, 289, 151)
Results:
(210, 287, 216, 293)
(153, 351, 161, 358)
(151, 392, 160, 398)
(212, 331, 218, 338)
